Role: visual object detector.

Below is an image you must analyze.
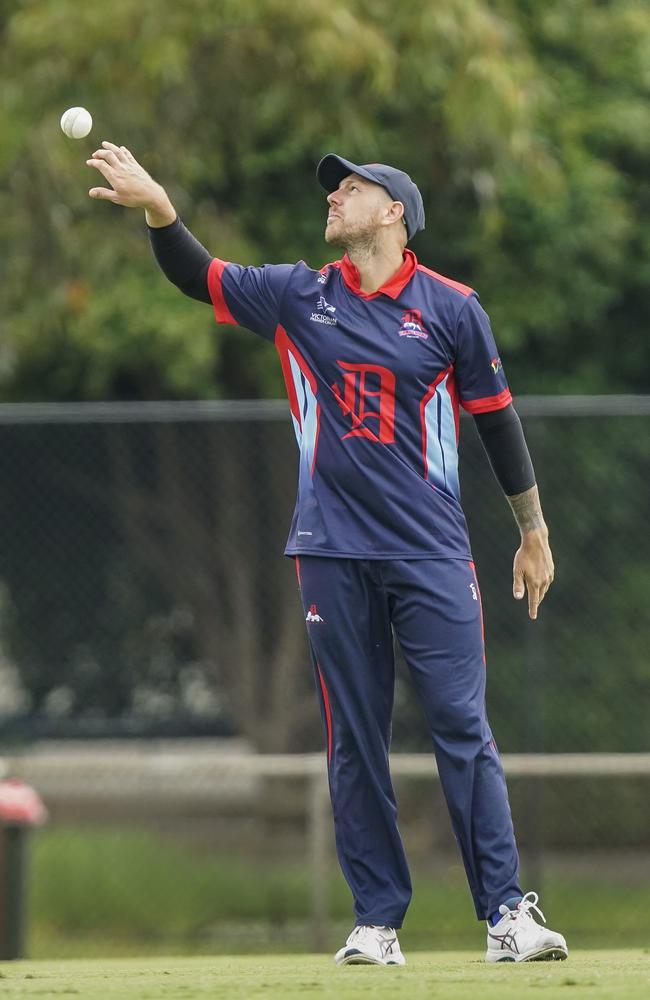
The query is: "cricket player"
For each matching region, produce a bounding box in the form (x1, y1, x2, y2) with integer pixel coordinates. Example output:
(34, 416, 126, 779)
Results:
(88, 142, 568, 965)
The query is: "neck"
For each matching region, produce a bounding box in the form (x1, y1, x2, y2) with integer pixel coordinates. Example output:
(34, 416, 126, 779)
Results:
(346, 242, 405, 294)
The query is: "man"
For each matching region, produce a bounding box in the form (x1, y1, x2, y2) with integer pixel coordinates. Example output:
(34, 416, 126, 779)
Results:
(88, 143, 568, 965)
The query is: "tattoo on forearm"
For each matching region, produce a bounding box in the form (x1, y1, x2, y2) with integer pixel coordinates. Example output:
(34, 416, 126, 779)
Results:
(507, 485, 546, 534)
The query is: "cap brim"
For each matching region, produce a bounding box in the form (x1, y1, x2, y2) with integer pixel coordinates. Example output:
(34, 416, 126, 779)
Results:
(316, 154, 380, 193)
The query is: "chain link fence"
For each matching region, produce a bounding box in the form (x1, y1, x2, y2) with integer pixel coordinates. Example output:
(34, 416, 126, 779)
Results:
(0, 397, 648, 953)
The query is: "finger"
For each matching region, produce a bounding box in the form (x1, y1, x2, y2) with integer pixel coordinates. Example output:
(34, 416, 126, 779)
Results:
(88, 149, 120, 167)
(89, 186, 119, 202)
(528, 585, 541, 620)
(120, 146, 135, 160)
(101, 140, 126, 155)
(541, 569, 554, 600)
(86, 159, 116, 183)
(513, 567, 525, 600)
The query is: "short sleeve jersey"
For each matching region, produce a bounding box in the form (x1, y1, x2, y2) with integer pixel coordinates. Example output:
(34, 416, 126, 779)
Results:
(207, 250, 511, 559)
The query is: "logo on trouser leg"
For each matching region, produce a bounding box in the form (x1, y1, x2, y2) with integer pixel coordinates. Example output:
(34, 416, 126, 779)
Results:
(469, 582, 478, 601)
(306, 604, 324, 623)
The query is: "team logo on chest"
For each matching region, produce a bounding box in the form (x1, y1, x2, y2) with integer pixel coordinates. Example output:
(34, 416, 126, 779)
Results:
(310, 295, 338, 326)
(398, 308, 428, 340)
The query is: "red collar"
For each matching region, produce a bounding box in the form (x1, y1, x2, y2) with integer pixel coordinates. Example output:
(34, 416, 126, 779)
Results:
(330, 249, 418, 300)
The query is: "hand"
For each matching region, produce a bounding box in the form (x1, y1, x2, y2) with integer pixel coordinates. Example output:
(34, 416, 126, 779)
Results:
(512, 527, 554, 621)
(87, 141, 176, 225)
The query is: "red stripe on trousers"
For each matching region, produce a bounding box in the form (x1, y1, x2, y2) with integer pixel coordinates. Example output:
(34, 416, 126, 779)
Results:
(317, 665, 333, 762)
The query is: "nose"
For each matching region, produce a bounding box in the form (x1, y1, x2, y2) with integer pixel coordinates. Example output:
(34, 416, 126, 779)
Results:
(327, 190, 341, 208)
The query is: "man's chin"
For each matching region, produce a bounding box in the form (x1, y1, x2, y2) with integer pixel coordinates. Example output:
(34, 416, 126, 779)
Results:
(324, 224, 343, 246)
(325, 220, 379, 254)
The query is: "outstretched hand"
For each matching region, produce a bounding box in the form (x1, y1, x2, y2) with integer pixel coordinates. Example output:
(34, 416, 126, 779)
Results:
(512, 528, 554, 620)
(87, 141, 175, 225)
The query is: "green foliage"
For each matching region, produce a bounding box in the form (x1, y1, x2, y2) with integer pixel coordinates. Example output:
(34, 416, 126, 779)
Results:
(2, 0, 650, 399)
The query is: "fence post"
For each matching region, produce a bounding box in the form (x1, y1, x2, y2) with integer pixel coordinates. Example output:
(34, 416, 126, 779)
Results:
(0, 780, 47, 960)
(308, 769, 330, 952)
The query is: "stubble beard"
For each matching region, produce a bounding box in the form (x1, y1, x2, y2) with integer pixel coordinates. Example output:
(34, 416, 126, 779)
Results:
(324, 216, 382, 257)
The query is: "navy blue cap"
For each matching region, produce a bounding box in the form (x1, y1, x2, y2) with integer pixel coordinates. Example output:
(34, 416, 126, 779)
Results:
(316, 153, 425, 241)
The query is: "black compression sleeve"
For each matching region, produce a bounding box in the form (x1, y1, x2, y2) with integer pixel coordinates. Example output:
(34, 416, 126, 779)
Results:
(148, 217, 212, 303)
(473, 404, 536, 496)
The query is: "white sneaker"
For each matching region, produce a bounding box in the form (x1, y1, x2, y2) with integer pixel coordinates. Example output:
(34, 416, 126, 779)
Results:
(334, 924, 406, 966)
(485, 891, 568, 963)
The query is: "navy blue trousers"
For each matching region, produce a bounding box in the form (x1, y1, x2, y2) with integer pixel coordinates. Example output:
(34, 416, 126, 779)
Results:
(296, 556, 522, 927)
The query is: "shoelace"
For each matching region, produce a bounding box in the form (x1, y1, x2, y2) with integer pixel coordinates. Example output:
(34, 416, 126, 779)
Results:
(499, 890, 546, 924)
(348, 924, 392, 944)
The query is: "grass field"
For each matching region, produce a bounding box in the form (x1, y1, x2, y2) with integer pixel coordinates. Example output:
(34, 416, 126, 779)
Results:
(29, 827, 650, 957)
(0, 952, 649, 999)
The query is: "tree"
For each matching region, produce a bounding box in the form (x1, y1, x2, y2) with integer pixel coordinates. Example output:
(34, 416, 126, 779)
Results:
(1, 0, 650, 750)
(3, 0, 648, 401)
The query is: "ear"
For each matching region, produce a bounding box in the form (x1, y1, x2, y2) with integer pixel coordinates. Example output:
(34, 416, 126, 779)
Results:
(383, 200, 405, 227)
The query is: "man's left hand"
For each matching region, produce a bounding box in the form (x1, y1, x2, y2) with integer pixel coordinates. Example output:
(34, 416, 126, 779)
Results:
(513, 528, 554, 620)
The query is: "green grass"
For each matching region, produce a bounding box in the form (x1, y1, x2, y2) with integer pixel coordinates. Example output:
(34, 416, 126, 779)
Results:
(0, 952, 649, 999)
(28, 826, 650, 958)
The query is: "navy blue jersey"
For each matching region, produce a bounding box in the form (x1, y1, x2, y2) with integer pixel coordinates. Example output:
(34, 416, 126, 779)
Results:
(207, 250, 511, 559)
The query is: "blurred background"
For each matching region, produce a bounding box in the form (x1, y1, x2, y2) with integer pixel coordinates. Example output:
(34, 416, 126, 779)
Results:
(0, 0, 648, 958)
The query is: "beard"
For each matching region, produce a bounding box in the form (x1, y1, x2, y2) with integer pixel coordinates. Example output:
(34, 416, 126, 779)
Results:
(324, 214, 383, 255)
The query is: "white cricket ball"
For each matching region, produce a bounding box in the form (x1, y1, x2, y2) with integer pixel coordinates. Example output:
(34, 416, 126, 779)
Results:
(60, 107, 93, 139)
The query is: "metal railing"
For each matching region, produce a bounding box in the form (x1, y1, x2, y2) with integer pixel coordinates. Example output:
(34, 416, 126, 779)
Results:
(4, 746, 650, 948)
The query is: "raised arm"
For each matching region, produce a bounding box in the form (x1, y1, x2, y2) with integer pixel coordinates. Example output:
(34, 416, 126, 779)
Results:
(474, 404, 554, 620)
(87, 141, 295, 337)
(87, 141, 211, 302)
(148, 219, 212, 303)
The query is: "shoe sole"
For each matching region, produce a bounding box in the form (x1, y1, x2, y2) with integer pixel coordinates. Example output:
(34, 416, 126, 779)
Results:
(486, 946, 568, 964)
(336, 952, 405, 967)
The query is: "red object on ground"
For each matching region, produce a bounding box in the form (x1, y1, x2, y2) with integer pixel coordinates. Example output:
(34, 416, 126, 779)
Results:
(0, 779, 47, 826)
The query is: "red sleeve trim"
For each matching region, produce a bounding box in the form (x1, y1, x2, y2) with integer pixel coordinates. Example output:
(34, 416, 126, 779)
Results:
(461, 387, 513, 414)
(207, 258, 237, 325)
